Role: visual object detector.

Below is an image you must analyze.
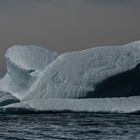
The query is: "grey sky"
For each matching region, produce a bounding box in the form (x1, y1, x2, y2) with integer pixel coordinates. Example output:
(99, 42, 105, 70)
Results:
(0, 0, 140, 76)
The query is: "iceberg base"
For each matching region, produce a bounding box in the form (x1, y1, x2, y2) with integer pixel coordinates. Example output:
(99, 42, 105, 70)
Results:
(1, 96, 140, 114)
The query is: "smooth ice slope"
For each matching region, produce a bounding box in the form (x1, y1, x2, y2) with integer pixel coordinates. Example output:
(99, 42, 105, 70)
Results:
(2, 96, 140, 113)
(23, 41, 140, 100)
(0, 91, 19, 107)
(0, 45, 59, 99)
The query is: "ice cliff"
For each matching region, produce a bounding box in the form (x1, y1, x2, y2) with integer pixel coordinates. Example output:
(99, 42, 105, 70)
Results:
(1, 41, 140, 113)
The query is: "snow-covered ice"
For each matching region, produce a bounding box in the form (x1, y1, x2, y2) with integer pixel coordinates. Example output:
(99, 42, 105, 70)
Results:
(1, 41, 140, 113)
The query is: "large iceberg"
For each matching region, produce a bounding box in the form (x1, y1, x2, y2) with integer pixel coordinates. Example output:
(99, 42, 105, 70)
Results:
(1, 41, 140, 113)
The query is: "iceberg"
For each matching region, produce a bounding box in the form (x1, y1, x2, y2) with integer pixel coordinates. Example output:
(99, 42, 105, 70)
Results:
(0, 45, 59, 99)
(1, 41, 140, 114)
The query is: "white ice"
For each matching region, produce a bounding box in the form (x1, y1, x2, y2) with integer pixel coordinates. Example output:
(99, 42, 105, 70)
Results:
(0, 45, 59, 99)
(1, 41, 140, 113)
(2, 96, 140, 113)
(23, 41, 140, 100)
(0, 91, 19, 107)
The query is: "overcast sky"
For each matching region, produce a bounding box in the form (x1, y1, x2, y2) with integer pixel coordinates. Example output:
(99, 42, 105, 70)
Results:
(0, 0, 140, 76)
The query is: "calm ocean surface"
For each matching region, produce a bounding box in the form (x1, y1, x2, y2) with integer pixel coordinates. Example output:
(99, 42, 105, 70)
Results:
(0, 113, 140, 140)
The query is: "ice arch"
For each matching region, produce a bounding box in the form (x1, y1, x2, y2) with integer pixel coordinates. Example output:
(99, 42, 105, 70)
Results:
(0, 45, 59, 99)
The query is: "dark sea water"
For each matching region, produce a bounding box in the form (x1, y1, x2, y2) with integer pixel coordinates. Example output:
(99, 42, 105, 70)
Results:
(0, 113, 140, 140)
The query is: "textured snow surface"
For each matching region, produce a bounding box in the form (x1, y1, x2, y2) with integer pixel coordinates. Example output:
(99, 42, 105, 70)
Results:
(23, 41, 140, 100)
(0, 45, 59, 99)
(2, 96, 140, 113)
(0, 91, 19, 107)
(5, 45, 59, 72)
(1, 41, 140, 113)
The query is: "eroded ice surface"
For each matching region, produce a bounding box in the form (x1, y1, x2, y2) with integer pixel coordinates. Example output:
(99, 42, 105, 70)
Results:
(23, 41, 140, 100)
(2, 96, 140, 114)
(0, 45, 59, 99)
(1, 41, 140, 113)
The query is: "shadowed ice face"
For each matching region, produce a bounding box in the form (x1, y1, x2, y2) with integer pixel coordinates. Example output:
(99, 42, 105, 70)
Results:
(0, 0, 140, 76)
